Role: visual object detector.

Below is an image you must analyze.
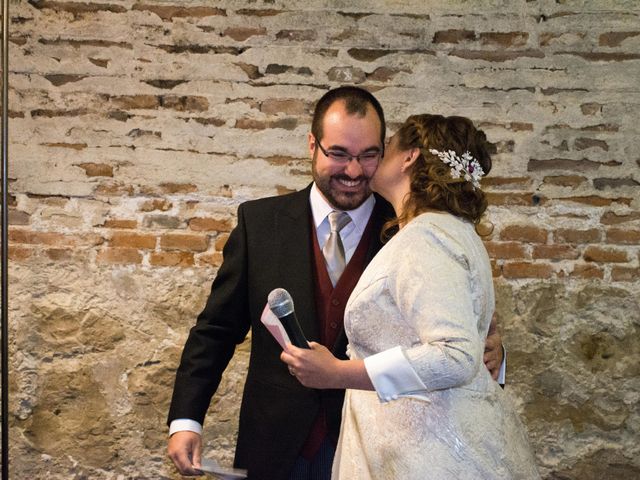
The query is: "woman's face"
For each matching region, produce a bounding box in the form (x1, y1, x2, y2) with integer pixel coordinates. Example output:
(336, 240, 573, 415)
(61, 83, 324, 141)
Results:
(371, 132, 407, 199)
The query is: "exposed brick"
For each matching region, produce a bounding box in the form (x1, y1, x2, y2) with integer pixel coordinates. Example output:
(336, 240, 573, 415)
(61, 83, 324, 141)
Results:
(580, 103, 603, 115)
(485, 192, 542, 206)
(580, 123, 619, 132)
(527, 158, 611, 172)
(555, 51, 640, 62)
(606, 228, 640, 245)
(261, 99, 309, 115)
(96, 248, 142, 265)
(9, 210, 30, 225)
(9, 245, 33, 262)
(44, 248, 83, 262)
(481, 177, 531, 188)
(10, 230, 76, 247)
(503, 262, 553, 279)
(599, 31, 640, 47)
(433, 30, 476, 44)
(491, 260, 502, 278)
(145, 79, 187, 90)
(198, 252, 223, 267)
(450, 49, 544, 62)
(161, 233, 209, 252)
(347, 49, 394, 62)
(223, 27, 267, 41)
(594, 177, 640, 190)
(558, 196, 632, 207)
(484, 241, 527, 259)
(479, 32, 529, 48)
(103, 219, 137, 229)
(30, 1, 127, 14)
(611, 266, 640, 282)
(583, 246, 628, 263)
(76, 163, 114, 177)
(111, 95, 160, 110)
(532, 245, 580, 260)
(500, 225, 548, 243)
(235, 8, 282, 16)
(189, 217, 233, 232)
(38, 38, 132, 50)
(554, 228, 601, 244)
(574, 138, 609, 151)
(275, 30, 317, 41)
(149, 251, 194, 267)
(235, 117, 298, 130)
(110, 232, 156, 249)
(159, 183, 197, 194)
(543, 176, 588, 187)
(600, 211, 640, 225)
(139, 199, 173, 212)
(131, 4, 226, 20)
(95, 181, 135, 196)
(570, 264, 604, 279)
(161, 95, 209, 112)
(44, 142, 88, 150)
(367, 67, 406, 82)
(215, 233, 230, 251)
(89, 57, 109, 68)
(234, 62, 263, 80)
(143, 215, 182, 229)
(44, 74, 87, 86)
(31, 108, 90, 118)
(192, 116, 227, 127)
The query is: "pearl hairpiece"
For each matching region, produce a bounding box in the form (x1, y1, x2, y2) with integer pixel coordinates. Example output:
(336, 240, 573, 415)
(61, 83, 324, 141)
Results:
(428, 149, 484, 189)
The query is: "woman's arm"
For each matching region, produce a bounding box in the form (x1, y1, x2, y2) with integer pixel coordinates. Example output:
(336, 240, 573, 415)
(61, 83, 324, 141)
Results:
(280, 342, 374, 390)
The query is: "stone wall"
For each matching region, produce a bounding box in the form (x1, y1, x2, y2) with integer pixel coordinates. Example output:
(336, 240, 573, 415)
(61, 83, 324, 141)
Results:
(3, 0, 639, 478)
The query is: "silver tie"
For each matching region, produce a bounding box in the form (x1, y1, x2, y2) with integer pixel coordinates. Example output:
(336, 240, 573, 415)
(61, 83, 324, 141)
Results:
(323, 211, 352, 286)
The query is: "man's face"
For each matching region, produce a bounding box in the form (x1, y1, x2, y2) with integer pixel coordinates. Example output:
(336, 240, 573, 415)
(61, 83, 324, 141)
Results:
(309, 101, 383, 210)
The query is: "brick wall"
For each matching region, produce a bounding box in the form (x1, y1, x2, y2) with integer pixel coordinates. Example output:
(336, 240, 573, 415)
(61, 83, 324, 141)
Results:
(4, 1, 640, 478)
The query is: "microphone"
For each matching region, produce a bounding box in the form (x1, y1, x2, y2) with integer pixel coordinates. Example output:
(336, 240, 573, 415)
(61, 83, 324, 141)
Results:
(267, 288, 310, 349)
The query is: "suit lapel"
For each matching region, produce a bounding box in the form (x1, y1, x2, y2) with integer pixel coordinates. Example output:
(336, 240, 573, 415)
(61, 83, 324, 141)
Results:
(275, 185, 320, 341)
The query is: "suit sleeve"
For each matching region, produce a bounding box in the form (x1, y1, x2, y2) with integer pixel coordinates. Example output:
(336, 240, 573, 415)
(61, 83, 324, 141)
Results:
(167, 204, 251, 426)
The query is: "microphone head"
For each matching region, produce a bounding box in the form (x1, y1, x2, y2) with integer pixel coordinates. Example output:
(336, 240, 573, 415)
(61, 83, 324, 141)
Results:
(267, 288, 294, 318)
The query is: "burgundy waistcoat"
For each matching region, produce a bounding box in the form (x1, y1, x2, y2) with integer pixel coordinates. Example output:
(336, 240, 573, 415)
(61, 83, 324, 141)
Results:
(301, 213, 376, 459)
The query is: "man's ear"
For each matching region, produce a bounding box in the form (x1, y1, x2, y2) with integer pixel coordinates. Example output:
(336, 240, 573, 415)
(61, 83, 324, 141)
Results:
(308, 133, 316, 158)
(401, 148, 420, 173)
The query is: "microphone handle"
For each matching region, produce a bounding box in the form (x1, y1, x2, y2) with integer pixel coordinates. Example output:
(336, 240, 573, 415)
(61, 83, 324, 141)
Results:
(279, 312, 310, 349)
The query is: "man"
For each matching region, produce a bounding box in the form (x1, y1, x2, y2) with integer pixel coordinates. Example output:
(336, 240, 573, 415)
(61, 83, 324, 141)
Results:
(167, 86, 504, 479)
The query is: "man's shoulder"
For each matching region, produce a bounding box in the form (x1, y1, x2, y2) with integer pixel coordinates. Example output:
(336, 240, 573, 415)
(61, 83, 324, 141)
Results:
(238, 185, 310, 219)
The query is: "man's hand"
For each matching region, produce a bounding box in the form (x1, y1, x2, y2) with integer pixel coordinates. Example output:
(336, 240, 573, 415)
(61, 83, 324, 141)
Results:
(168, 431, 203, 476)
(484, 314, 504, 381)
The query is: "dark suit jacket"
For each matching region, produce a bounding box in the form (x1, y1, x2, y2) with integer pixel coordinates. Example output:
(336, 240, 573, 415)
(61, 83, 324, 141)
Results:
(168, 184, 395, 480)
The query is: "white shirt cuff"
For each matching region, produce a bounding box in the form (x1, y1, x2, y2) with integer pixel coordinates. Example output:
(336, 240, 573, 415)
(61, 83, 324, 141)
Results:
(364, 345, 427, 403)
(169, 419, 203, 436)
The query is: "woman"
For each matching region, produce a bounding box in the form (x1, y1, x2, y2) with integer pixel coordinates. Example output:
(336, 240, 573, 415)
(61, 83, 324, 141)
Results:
(281, 114, 539, 479)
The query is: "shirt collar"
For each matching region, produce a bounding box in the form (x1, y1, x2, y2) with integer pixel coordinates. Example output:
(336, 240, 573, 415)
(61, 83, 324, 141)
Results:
(309, 183, 376, 231)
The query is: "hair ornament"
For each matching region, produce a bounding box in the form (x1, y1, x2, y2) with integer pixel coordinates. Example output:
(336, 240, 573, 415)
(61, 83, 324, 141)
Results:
(428, 149, 484, 189)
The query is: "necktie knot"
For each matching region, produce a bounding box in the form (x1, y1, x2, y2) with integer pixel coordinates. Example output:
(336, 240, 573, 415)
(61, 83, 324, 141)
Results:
(328, 211, 351, 233)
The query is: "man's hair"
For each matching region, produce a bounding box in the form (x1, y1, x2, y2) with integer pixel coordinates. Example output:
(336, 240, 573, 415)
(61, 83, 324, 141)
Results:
(311, 86, 386, 145)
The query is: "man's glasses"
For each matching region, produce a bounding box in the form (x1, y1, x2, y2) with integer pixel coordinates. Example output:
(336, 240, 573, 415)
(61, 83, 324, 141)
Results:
(314, 138, 383, 168)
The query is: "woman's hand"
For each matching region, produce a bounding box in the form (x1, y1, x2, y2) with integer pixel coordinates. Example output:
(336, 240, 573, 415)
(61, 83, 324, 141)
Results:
(280, 342, 343, 389)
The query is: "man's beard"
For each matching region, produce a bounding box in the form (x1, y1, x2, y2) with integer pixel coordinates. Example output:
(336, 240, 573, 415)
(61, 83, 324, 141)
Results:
(313, 171, 372, 211)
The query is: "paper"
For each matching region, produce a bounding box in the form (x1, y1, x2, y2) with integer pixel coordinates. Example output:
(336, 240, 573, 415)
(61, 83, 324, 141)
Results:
(199, 458, 247, 479)
(260, 302, 291, 348)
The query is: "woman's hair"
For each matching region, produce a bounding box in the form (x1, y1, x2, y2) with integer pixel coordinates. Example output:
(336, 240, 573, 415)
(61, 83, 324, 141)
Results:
(383, 114, 492, 238)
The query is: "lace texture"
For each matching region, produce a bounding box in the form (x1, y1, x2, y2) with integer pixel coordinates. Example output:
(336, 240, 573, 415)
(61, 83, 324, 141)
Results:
(333, 212, 539, 480)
